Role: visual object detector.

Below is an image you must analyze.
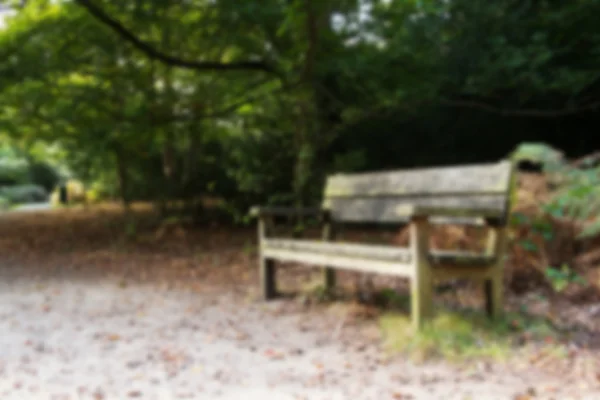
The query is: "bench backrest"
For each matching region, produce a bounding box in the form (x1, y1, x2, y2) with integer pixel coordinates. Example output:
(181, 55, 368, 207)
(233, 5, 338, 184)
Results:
(322, 160, 514, 225)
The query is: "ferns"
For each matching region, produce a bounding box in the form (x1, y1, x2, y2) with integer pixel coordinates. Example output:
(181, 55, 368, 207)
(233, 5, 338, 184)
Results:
(512, 142, 600, 237)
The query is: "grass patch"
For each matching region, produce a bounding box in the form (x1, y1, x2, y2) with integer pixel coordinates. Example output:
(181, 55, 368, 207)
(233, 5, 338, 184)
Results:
(380, 308, 558, 363)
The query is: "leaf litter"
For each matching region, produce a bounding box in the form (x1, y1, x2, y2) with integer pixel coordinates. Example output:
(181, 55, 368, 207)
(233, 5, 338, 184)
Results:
(0, 203, 597, 398)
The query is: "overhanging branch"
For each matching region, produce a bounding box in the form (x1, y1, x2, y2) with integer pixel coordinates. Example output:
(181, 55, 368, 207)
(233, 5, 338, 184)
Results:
(73, 0, 278, 75)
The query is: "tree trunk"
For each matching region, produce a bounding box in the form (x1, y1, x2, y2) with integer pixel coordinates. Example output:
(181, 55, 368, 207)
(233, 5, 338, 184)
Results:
(292, 0, 322, 211)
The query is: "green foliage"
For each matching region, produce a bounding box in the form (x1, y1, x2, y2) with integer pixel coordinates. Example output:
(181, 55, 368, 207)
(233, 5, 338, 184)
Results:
(1, 0, 600, 218)
(511, 142, 564, 169)
(0, 195, 10, 210)
(508, 141, 600, 239)
(380, 310, 558, 362)
(225, 129, 297, 211)
(0, 157, 30, 185)
(544, 264, 586, 293)
(544, 164, 600, 238)
(29, 160, 62, 192)
(331, 149, 367, 173)
(0, 184, 48, 204)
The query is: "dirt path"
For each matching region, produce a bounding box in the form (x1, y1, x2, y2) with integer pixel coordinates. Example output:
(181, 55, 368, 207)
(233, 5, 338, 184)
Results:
(0, 275, 596, 400)
(0, 207, 598, 399)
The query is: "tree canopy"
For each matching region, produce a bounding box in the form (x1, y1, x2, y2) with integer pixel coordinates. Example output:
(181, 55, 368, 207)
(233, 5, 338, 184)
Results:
(1, 0, 599, 216)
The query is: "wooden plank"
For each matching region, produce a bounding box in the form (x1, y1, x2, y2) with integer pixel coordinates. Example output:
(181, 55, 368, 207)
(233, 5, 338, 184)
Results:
(258, 217, 277, 299)
(263, 239, 412, 263)
(484, 227, 508, 318)
(261, 248, 414, 277)
(260, 258, 277, 299)
(263, 239, 494, 266)
(428, 216, 485, 226)
(340, 216, 487, 227)
(323, 195, 508, 223)
(410, 217, 433, 329)
(324, 160, 513, 198)
(322, 222, 336, 291)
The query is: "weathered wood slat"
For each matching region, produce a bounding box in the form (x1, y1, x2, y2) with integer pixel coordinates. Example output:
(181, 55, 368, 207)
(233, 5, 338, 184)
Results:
(426, 216, 485, 226)
(322, 221, 336, 290)
(263, 239, 412, 263)
(261, 248, 414, 277)
(323, 195, 508, 223)
(263, 239, 495, 266)
(324, 160, 512, 197)
(411, 216, 433, 328)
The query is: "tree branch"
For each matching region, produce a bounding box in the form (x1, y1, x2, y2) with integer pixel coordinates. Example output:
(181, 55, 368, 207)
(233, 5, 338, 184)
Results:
(441, 98, 600, 118)
(73, 0, 278, 75)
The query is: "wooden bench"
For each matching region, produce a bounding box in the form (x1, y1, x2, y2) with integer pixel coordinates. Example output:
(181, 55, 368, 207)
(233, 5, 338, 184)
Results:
(251, 160, 515, 329)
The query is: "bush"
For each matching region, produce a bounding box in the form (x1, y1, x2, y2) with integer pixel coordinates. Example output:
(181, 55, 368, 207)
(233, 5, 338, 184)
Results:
(29, 161, 62, 192)
(0, 158, 31, 185)
(544, 162, 600, 238)
(0, 195, 9, 210)
(511, 142, 565, 169)
(0, 184, 48, 204)
(225, 130, 297, 213)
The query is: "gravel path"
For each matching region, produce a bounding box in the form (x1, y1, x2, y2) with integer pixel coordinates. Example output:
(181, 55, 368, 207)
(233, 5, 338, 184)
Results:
(0, 277, 598, 400)
(10, 203, 53, 213)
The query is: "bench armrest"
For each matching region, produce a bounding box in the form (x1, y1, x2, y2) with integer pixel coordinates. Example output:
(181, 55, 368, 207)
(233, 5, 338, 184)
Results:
(249, 206, 329, 220)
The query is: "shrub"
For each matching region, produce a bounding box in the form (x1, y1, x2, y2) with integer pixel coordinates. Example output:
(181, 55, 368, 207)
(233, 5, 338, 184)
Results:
(511, 142, 565, 170)
(0, 184, 48, 204)
(0, 158, 31, 185)
(29, 161, 62, 192)
(0, 195, 9, 210)
(544, 164, 600, 237)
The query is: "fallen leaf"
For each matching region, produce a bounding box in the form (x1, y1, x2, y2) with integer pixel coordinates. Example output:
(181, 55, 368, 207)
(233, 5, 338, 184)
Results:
(92, 389, 105, 400)
(264, 349, 285, 360)
(106, 333, 121, 341)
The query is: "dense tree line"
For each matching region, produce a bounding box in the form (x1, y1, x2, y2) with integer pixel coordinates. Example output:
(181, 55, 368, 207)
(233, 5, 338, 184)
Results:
(0, 0, 599, 218)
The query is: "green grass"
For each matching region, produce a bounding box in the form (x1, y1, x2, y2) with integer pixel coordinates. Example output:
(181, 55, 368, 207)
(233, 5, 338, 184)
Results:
(299, 284, 563, 363)
(380, 308, 559, 363)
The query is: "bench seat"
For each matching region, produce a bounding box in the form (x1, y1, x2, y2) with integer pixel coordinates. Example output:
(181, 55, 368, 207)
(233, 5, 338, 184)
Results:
(262, 238, 496, 277)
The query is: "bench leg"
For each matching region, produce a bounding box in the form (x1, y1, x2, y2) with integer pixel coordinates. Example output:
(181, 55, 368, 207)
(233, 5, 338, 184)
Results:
(410, 216, 433, 330)
(484, 227, 506, 319)
(322, 222, 336, 293)
(411, 264, 433, 330)
(323, 267, 336, 291)
(484, 271, 503, 319)
(260, 257, 277, 299)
